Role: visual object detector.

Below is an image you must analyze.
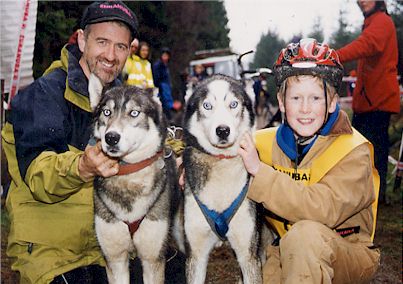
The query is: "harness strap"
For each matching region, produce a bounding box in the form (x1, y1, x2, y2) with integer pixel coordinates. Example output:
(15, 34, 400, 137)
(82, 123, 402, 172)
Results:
(193, 175, 250, 241)
(124, 216, 145, 237)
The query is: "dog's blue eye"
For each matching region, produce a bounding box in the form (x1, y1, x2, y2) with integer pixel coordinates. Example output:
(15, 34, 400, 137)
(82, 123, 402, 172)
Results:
(130, 110, 140, 117)
(103, 109, 111, 116)
(203, 102, 212, 110)
(230, 101, 238, 109)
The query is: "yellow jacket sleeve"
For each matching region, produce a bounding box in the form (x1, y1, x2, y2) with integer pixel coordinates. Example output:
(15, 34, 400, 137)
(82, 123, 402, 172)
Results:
(24, 150, 90, 204)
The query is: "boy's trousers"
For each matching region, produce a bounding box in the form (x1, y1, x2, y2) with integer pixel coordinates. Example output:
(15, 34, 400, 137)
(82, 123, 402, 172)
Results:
(263, 220, 380, 284)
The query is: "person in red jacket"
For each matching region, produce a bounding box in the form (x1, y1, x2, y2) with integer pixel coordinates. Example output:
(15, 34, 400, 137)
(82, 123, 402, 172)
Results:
(336, 0, 400, 204)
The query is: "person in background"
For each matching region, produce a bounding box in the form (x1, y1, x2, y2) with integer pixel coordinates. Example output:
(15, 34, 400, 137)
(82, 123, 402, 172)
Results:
(336, 0, 400, 204)
(253, 73, 269, 115)
(124, 40, 154, 89)
(238, 38, 380, 283)
(1, 1, 137, 283)
(153, 47, 174, 121)
(190, 64, 207, 84)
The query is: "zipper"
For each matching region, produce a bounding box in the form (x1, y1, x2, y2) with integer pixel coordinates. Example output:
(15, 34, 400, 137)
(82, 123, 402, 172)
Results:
(360, 87, 372, 106)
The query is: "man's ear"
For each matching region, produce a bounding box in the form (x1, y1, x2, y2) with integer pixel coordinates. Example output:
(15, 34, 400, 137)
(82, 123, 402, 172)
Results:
(77, 29, 86, 53)
(328, 95, 338, 113)
(88, 73, 104, 111)
(277, 93, 285, 113)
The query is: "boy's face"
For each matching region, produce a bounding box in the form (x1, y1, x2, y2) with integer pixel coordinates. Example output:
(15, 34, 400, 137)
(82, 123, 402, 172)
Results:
(278, 76, 337, 137)
(78, 21, 131, 84)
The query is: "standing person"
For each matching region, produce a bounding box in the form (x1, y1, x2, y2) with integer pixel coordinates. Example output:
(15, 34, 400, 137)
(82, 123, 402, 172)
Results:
(336, 0, 400, 204)
(124, 40, 154, 89)
(1, 2, 137, 283)
(238, 39, 380, 283)
(153, 47, 174, 120)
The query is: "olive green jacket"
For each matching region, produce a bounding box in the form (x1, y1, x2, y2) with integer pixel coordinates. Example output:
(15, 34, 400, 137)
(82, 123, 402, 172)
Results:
(2, 44, 106, 283)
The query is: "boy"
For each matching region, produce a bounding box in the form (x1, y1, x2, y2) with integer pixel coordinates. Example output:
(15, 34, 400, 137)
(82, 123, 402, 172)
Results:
(238, 39, 380, 283)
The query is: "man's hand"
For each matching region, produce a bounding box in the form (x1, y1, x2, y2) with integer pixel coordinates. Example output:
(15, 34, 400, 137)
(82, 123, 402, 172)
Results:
(78, 142, 119, 181)
(238, 132, 261, 176)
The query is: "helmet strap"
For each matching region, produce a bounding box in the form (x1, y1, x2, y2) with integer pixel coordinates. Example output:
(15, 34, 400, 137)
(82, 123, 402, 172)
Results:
(315, 79, 329, 136)
(324, 79, 328, 123)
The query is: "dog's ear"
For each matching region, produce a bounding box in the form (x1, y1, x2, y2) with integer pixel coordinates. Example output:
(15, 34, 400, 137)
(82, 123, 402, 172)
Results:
(143, 88, 154, 97)
(88, 73, 104, 111)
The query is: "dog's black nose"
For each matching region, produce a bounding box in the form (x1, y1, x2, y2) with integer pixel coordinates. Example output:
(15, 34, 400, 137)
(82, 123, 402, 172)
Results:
(216, 125, 230, 139)
(105, 131, 121, 146)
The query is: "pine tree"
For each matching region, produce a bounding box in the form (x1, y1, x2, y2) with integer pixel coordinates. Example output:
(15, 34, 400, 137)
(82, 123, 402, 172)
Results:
(307, 16, 324, 43)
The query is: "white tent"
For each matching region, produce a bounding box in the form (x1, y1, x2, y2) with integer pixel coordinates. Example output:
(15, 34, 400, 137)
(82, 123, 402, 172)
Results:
(1, 0, 38, 108)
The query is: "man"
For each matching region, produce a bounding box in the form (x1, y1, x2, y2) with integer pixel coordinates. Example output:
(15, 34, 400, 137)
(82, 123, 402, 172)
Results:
(153, 47, 174, 120)
(1, 2, 137, 283)
(336, 0, 400, 204)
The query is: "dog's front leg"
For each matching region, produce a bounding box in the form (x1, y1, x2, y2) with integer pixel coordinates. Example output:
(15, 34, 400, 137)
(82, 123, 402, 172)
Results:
(95, 218, 132, 284)
(227, 202, 262, 284)
(134, 218, 169, 284)
(184, 196, 218, 284)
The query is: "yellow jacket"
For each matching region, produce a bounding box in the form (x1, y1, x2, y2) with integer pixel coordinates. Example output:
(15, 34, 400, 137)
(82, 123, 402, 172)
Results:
(249, 111, 379, 245)
(124, 54, 154, 89)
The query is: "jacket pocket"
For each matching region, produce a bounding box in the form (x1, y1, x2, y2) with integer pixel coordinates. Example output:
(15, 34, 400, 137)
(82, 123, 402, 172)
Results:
(12, 199, 96, 254)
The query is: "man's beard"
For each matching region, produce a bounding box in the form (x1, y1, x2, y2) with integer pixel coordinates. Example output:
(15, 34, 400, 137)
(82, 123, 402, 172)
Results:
(89, 58, 120, 84)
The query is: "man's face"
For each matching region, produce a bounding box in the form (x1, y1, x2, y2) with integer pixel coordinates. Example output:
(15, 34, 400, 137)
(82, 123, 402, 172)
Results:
(357, 0, 376, 14)
(78, 21, 131, 84)
(278, 76, 336, 137)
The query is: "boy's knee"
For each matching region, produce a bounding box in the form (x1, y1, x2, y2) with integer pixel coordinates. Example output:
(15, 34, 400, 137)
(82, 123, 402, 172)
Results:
(280, 220, 330, 248)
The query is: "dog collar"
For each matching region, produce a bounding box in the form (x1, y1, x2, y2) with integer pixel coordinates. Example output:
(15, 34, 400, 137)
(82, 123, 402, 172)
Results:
(117, 151, 163, 176)
(212, 154, 238, 159)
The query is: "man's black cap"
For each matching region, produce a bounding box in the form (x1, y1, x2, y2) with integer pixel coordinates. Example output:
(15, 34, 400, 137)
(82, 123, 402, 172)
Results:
(80, 1, 138, 37)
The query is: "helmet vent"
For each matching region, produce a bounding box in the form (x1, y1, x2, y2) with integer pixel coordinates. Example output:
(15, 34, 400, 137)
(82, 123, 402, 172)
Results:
(292, 62, 317, 68)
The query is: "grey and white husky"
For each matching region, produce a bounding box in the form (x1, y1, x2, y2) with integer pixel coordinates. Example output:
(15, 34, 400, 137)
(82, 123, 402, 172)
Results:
(88, 74, 181, 284)
(182, 74, 270, 284)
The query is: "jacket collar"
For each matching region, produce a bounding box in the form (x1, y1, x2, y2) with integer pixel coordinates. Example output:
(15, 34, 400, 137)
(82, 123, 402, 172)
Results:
(65, 44, 90, 97)
(276, 104, 345, 161)
(45, 44, 122, 112)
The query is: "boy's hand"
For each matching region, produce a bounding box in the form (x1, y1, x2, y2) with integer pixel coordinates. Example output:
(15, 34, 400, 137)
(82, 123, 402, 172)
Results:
(176, 157, 185, 190)
(238, 132, 261, 176)
(78, 142, 119, 181)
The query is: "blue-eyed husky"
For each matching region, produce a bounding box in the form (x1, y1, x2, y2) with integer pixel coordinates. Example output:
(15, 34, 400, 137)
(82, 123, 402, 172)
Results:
(182, 74, 271, 284)
(88, 74, 181, 284)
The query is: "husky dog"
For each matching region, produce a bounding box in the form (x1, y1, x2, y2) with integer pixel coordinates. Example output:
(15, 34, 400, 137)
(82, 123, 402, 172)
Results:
(183, 74, 266, 284)
(88, 74, 180, 284)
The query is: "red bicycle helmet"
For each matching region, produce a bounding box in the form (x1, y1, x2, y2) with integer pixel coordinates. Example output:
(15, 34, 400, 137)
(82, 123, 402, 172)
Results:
(274, 38, 344, 91)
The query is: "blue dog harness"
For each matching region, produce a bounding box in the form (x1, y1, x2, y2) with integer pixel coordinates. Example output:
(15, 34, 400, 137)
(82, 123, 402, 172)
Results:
(193, 175, 250, 241)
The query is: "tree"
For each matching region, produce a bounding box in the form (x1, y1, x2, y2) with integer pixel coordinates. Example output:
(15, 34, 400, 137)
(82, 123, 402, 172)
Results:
(307, 16, 324, 42)
(33, 1, 91, 78)
(329, 6, 361, 96)
(250, 29, 285, 105)
(33, 1, 230, 100)
(329, 7, 360, 50)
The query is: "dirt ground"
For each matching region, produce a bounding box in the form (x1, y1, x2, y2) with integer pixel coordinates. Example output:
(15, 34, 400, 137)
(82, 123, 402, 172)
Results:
(1, 198, 401, 283)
